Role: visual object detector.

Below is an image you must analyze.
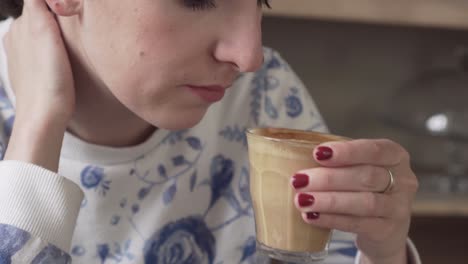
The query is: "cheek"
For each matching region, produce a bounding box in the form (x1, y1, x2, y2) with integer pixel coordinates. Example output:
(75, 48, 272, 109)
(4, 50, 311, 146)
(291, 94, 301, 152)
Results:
(82, 21, 184, 89)
(80, 1, 208, 92)
(77, 5, 214, 128)
(81, 33, 167, 106)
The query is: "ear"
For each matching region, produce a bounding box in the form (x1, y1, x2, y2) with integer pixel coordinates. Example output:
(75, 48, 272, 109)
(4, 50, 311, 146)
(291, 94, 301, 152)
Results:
(45, 0, 82, 16)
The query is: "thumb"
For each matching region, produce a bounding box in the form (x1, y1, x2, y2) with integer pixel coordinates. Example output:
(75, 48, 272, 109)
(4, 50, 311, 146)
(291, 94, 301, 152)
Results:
(23, 0, 51, 16)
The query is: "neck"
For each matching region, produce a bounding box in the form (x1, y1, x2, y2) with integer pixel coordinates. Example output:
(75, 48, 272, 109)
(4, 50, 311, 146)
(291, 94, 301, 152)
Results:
(68, 63, 156, 147)
(68, 95, 156, 148)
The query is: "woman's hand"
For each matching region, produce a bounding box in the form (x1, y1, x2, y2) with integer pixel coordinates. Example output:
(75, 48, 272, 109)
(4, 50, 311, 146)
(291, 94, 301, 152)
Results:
(291, 139, 419, 264)
(3, 0, 75, 171)
(4, 0, 75, 120)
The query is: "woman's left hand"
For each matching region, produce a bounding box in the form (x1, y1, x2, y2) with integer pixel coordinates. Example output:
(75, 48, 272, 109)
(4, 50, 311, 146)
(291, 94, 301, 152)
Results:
(291, 139, 419, 264)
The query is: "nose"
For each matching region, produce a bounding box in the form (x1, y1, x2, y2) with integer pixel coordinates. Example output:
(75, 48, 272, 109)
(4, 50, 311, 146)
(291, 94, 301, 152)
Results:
(213, 11, 264, 73)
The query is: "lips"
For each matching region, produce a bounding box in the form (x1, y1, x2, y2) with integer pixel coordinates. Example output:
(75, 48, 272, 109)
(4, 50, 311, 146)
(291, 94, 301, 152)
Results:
(187, 85, 228, 103)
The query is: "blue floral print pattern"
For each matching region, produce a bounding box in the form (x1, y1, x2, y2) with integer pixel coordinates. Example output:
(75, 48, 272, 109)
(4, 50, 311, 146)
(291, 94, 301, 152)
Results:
(238, 167, 251, 203)
(240, 236, 256, 263)
(219, 125, 247, 146)
(136, 152, 252, 263)
(80, 165, 111, 195)
(285, 87, 303, 118)
(0, 141, 5, 160)
(204, 156, 253, 232)
(144, 216, 215, 264)
(128, 134, 205, 216)
(0, 84, 15, 140)
(31, 244, 71, 264)
(264, 95, 279, 119)
(3, 115, 14, 138)
(250, 49, 283, 125)
(71, 245, 86, 257)
(329, 240, 358, 258)
(95, 241, 135, 264)
(207, 155, 235, 211)
(162, 130, 189, 145)
(0, 224, 30, 264)
(0, 224, 72, 264)
(0, 84, 13, 112)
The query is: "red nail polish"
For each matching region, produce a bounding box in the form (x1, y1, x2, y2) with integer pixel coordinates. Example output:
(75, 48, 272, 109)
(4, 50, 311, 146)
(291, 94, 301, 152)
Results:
(316, 146, 333, 161)
(292, 173, 309, 189)
(298, 193, 315, 207)
(306, 212, 320, 220)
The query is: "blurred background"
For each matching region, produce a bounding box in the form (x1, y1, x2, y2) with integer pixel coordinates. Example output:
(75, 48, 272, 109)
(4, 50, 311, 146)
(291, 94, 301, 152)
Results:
(262, 0, 468, 263)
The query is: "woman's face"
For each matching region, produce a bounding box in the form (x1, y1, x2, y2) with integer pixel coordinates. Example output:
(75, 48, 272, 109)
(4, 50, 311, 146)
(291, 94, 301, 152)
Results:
(68, 0, 265, 129)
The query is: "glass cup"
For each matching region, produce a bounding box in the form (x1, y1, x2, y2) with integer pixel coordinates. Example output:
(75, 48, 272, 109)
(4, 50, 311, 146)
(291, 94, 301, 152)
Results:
(246, 127, 348, 263)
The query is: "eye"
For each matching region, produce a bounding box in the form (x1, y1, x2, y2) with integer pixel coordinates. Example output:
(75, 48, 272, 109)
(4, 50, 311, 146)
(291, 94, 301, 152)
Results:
(258, 0, 271, 9)
(183, 0, 217, 11)
(183, 0, 272, 11)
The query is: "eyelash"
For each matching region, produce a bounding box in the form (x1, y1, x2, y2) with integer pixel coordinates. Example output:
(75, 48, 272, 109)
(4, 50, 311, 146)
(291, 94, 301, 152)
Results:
(184, 0, 271, 11)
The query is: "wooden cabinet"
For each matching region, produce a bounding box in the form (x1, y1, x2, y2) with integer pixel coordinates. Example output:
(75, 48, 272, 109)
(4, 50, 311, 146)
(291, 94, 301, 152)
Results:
(265, 0, 468, 30)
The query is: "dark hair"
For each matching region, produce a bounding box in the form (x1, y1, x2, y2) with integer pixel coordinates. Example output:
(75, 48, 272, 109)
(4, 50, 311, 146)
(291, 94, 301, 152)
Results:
(0, 0, 23, 19)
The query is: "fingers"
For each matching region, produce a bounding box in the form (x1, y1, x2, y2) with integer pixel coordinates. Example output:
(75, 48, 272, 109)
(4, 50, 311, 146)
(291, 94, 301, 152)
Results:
(16, 0, 54, 34)
(23, 0, 49, 14)
(314, 139, 410, 168)
(295, 192, 393, 218)
(13, 0, 61, 41)
(291, 138, 417, 247)
(300, 213, 394, 241)
(292, 165, 392, 193)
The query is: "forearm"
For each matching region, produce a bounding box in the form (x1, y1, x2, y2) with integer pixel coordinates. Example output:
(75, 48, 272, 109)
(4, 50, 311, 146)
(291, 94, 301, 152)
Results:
(4, 110, 67, 172)
(359, 249, 407, 264)
(0, 111, 82, 255)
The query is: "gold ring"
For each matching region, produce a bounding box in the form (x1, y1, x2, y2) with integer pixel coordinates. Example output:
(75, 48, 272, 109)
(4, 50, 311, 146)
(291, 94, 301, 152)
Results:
(380, 169, 395, 194)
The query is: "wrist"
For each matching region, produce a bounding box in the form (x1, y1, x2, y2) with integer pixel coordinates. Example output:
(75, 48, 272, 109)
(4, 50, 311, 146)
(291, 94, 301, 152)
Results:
(4, 111, 68, 172)
(15, 99, 73, 125)
(360, 248, 407, 264)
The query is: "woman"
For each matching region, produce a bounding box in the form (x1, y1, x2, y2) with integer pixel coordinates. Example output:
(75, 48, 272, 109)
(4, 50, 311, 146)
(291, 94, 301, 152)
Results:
(0, 0, 420, 263)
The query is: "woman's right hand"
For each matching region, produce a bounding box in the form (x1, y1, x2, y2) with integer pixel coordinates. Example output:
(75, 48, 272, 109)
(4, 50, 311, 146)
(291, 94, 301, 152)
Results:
(3, 0, 75, 171)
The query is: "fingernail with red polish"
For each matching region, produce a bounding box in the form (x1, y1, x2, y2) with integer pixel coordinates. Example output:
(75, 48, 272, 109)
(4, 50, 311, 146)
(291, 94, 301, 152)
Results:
(316, 146, 333, 161)
(306, 212, 320, 220)
(298, 193, 315, 207)
(292, 173, 309, 189)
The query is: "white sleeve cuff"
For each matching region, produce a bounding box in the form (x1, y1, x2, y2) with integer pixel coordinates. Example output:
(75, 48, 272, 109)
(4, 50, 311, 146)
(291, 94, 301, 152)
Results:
(0, 160, 83, 252)
(354, 238, 421, 264)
